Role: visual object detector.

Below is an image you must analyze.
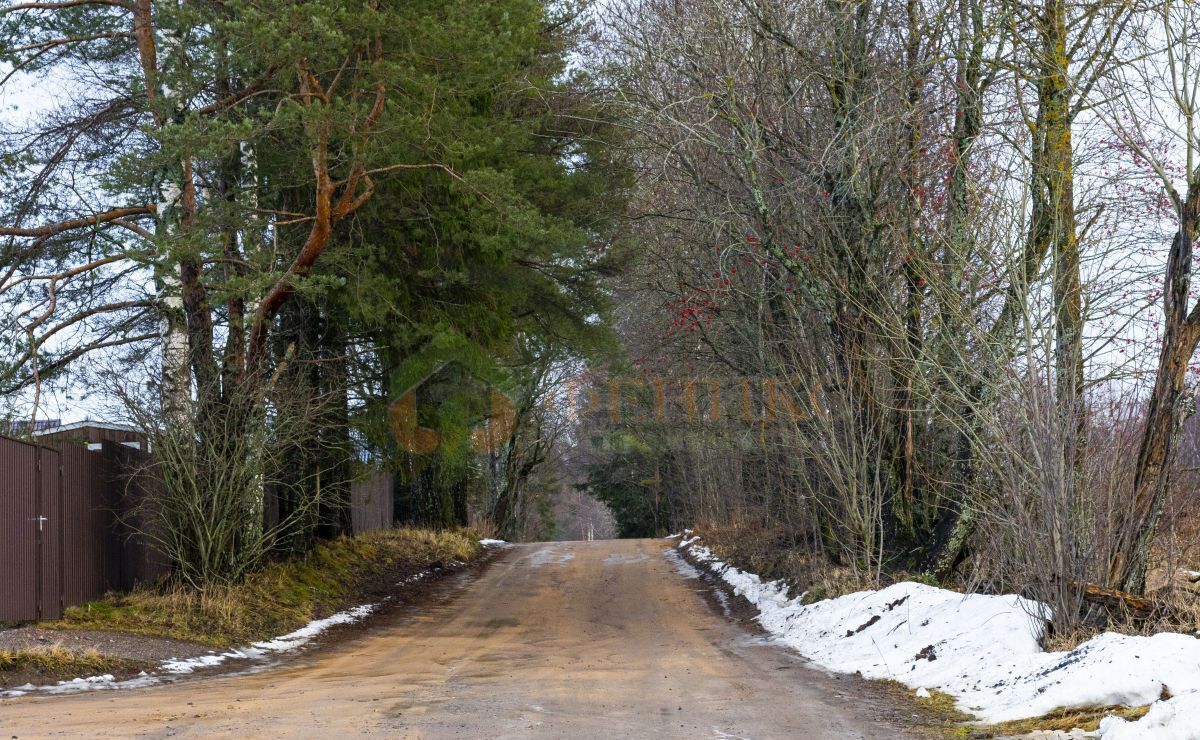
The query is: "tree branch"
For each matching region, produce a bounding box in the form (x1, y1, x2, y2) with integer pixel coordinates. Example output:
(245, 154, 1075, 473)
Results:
(0, 205, 155, 238)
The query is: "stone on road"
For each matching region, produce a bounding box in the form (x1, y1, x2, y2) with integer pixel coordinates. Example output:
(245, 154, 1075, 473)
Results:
(0, 539, 911, 739)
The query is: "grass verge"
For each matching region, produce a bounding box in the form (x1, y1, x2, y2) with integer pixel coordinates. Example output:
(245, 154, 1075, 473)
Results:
(49, 527, 484, 647)
(1, 645, 145, 684)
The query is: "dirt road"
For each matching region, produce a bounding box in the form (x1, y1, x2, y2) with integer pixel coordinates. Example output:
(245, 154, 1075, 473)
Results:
(0, 539, 913, 739)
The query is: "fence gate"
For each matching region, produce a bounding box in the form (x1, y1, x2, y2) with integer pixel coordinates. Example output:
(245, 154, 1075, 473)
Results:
(0, 438, 63, 622)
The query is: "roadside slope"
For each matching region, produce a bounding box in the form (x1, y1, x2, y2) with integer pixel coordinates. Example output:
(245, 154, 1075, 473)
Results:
(1, 528, 483, 692)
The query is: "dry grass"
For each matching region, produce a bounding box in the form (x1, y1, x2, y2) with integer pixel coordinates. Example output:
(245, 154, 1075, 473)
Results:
(884, 684, 1150, 738)
(467, 514, 500, 541)
(695, 524, 918, 601)
(697, 526, 836, 597)
(0, 644, 140, 681)
(51, 528, 484, 647)
(970, 704, 1150, 737)
(1041, 626, 1100, 653)
(867, 683, 974, 738)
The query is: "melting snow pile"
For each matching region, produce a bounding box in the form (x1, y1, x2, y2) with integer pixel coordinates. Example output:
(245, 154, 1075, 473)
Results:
(246, 604, 375, 653)
(677, 533, 1200, 736)
(163, 603, 377, 673)
(1099, 692, 1200, 738)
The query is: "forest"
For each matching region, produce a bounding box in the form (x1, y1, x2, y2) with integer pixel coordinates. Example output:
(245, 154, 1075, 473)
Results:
(3, 0, 1200, 636)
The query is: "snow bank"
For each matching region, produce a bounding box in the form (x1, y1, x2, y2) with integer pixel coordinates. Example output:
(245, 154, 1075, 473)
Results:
(676, 535, 1200, 731)
(1099, 691, 1200, 739)
(479, 538, 509, 547)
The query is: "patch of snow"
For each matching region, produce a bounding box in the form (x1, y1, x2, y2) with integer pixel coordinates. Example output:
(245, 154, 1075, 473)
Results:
(529, 545, 574, 567)
(677, 536, 1200, 728)
(603, 553, 648, 566)
(68, 674, 114, 685)
(663, 548, 701, 579)
(161, 651, 250, 674)
(915, 687, 931, 699)
(479, 538, 509, 547)
(1, 671, 163, 698)
(250, 604, 375, 652)
(710, 584, 733, 616)
(397, 570, 431, 586)
(1098, 690, 1200, 739)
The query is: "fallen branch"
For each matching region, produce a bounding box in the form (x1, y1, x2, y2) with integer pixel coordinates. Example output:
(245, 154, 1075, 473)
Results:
(1068, 579, 1156, 615)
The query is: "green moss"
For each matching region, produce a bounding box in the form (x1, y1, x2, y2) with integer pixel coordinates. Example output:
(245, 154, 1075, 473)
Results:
(51, 528, 484, 647)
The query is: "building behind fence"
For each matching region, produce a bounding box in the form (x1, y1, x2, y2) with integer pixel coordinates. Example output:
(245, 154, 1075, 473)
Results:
(0, 434, 396, 623)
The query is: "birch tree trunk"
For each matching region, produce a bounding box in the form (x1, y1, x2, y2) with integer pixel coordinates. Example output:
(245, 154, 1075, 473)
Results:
(134, 0, 193, 423)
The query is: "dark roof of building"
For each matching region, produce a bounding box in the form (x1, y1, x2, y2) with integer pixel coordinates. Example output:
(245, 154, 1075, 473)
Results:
(7, 418, 62, 435)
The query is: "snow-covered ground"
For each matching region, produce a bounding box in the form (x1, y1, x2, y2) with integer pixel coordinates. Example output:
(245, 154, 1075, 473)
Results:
(673, 532, 1200, 738)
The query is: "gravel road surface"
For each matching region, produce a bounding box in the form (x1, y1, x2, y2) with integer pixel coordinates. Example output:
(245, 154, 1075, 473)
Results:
(0, 539, 914, 739)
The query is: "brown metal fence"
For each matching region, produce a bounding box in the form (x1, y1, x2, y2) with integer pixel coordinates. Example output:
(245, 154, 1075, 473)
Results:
(0, 440, 45, 621)
(0, 438, 166, 622)
(1, 436, 398, 623)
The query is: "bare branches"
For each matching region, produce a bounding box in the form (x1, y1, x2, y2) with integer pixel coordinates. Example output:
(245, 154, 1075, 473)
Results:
(595, 0, 1200, 609)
